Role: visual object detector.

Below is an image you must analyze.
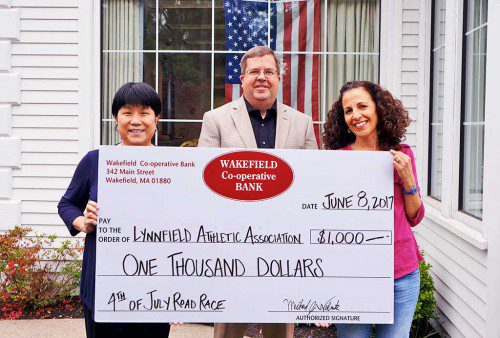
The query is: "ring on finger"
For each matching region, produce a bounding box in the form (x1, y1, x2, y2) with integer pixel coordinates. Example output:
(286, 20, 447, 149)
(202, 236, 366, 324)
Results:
(395, 157, 400, 163)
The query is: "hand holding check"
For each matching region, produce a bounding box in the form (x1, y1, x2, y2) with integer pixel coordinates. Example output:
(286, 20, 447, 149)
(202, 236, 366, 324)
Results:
(390, 149, 416, 190)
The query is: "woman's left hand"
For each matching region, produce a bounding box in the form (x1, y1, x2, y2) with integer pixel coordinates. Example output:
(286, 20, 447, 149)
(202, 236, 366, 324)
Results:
(390, 149, 416, 190)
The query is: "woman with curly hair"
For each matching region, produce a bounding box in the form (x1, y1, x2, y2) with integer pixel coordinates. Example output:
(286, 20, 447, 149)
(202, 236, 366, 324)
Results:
(321, 81, 425, 337)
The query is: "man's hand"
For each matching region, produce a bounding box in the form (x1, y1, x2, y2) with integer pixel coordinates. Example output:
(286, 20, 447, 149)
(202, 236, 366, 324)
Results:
(315, 323, 331, 327)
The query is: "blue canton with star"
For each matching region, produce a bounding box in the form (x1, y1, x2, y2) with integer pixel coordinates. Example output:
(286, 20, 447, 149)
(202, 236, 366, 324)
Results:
(224, 0, 277, 84)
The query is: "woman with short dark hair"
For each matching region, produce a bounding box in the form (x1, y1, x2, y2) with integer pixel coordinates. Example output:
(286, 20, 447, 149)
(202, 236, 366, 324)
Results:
(58, 82, 171, 337)
(320, 81, 424, 337)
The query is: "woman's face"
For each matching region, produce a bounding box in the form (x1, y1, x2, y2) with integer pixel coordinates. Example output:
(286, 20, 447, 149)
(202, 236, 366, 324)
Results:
(342, 87, 379, 142)
(114, 104, 159, 146)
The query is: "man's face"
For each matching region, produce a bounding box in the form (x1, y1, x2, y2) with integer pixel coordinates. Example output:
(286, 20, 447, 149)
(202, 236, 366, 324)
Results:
(240, 54, 280, 109)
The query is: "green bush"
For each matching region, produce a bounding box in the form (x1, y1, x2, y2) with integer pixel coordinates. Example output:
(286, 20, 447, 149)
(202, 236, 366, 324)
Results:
(411, 255, 439, 337)
(0, 226, 82, 318)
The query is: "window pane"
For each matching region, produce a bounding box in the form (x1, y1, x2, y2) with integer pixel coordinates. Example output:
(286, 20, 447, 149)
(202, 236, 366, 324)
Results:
(327, 0, 380, 54)
(158, 53, 211, 120)
(102, 52, 156, 120)
(433, 0, 446, 48)
(214, 53, 241, 108)
(278, 53, 323, 121)
(158, 0, 212, 50)
(429, 0, 446, 200)
(461, 0, 487, 218)
(102, 0, 156, 51)
(214, 5, 226, 50)
(157, 122, 202, 147)
(213, 53, 226, 109)
(462, 123, 485, 218)
(102, 121, 121, 145)
(273, 0, 323, 52)
(430, 123, 444, 198)
(464, 29, 487, 123)
(326, 54, 379, 108)
(216, 0, 324, 52)
(429, 48, 445, 199)
(466, 0, 488, 31)
(217, 0, 272, 51)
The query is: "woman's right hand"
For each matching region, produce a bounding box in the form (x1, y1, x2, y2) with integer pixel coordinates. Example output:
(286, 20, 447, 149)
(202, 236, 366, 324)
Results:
(73, 200, 99, 233)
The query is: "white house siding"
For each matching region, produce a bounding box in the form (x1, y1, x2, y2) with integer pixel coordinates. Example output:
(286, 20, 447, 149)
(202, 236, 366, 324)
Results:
(416, 217, 487, 337)
(9, 0, 80, 242)
(0, 1, 22, 229)
(400, 0, 419, 151)
(407, 0, 489, 337)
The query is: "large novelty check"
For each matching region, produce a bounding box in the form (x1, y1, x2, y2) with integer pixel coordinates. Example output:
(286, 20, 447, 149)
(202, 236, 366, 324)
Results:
(95, 146, 394, 323)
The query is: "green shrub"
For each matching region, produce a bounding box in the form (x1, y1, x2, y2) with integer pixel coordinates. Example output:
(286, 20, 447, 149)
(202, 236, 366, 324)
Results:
(0, 226, 82, 318)
(411, 255, 439, 337)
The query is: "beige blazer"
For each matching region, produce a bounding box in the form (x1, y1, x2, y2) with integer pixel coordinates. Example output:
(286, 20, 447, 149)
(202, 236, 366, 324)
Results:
(198, 97, 315, 338)
(198, 96, 318, 149)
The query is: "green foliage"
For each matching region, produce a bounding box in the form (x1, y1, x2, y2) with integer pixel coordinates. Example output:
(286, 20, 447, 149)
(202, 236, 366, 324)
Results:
(0, 226, 82, 318)
(411, 255, 439, 337)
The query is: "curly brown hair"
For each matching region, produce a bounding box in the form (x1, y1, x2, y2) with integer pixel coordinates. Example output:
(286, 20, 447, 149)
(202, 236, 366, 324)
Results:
(322, 81, 411, 151)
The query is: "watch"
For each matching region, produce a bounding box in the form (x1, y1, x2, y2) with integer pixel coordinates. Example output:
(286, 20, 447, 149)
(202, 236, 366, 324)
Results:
(403, 185, 419, 195)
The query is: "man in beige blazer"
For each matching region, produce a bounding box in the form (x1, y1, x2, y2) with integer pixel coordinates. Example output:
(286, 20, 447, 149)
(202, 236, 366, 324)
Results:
(198, 46, 317, 338)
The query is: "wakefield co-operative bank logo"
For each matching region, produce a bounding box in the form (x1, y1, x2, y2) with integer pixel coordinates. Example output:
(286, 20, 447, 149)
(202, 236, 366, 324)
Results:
(203, 151, 294, 201)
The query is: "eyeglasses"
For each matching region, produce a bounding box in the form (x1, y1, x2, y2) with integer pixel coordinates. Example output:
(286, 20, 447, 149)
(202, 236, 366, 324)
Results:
(244, 68, 279, 77)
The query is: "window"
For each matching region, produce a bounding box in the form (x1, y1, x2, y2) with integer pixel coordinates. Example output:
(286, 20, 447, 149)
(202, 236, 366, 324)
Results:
(460, 0, 487, 219)
(429, 0, 446, 200)
(100, 0, 381, 148)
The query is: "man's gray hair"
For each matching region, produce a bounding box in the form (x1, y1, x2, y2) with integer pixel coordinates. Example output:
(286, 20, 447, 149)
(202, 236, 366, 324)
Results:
(240, 45, 281, 73)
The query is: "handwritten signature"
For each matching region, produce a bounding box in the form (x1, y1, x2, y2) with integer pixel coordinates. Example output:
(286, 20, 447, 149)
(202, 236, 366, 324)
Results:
(283, 297, 340, 315)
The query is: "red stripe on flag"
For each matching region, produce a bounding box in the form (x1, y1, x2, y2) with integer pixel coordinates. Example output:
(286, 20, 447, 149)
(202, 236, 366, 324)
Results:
(297, 1, 307, 113)
(282, 2, 292, 107)
(225, 84, 233, 103)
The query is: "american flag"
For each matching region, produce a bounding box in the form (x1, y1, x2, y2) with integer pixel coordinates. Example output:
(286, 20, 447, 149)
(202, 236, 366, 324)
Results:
(224, 0, 320, 130)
